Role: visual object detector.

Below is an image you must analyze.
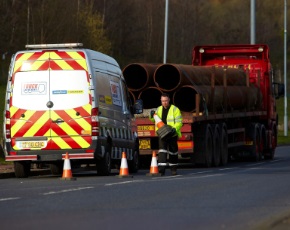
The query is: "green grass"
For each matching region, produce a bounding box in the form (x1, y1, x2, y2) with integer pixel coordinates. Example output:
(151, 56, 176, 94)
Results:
(276, 95, 290, 145)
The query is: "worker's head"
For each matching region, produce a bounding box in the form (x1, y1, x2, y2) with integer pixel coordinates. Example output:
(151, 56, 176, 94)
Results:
(161, 93, 170, 109)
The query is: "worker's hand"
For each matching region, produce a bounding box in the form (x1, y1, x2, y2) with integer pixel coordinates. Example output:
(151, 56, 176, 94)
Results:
(150, 110, 155, 119)
(171, 128, 176, 135)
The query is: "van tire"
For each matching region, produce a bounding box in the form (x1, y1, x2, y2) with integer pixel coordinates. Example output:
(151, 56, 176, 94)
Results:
(14, 161, 31, 178)
(50, 162, 63, 175)
(128, 148, 139, 173)
(96, 145, 111, 176)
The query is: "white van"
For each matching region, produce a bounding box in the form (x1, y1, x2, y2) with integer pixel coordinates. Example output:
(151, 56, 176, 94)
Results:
(3, 43, 143, 178)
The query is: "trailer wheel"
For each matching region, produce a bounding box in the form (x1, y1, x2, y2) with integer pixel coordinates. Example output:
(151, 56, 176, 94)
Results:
(128, 147, 140, 173)
(96, 144, 111, 176)
(248, 123, 261, 161)
(193, 123, 213, 167)
(14, 161, 31, 178)
(259, 124, 267, 159)
(264, 124, 277, 160)
(220, 124, 228, 166)
(212, 125, 221, 167)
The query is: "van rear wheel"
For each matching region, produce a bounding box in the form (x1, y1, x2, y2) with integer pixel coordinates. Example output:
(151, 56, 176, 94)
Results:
(50, 162, 63, 175)
(14, 161, 31, 178)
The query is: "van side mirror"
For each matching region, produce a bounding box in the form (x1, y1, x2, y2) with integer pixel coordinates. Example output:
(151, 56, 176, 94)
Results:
(273, 82, 284, 99)
(132, 99, 143, 114)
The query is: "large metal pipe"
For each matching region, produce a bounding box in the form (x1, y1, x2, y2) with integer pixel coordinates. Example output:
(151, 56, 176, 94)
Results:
(128, 90, 137, 104)
(138, 87, 163, 109)
(154, 64, 247, 92)
(123, 63, 160, 92)
(173, 85, 262, 113)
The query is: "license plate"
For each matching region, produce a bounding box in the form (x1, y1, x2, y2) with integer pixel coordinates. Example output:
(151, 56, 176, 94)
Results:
(245, 141, 253, 145)
(139, 139, 151, 150)
(137, 125, 155, 131)
(18, 141, 47, 149)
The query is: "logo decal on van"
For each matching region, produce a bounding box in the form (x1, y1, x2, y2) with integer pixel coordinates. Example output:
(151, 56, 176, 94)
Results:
(99, 95, 112, 104)
(22, 82, 47, 95)
(110, 81, 122, 106)
(52, 90, 84, 94)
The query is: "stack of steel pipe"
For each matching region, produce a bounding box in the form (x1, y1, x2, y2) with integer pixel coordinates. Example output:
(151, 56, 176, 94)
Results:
(173, 84, 262, 113)
(123, 63, 162, 109)
(123, 63, 262, 113)
(153, 64, 247, 92)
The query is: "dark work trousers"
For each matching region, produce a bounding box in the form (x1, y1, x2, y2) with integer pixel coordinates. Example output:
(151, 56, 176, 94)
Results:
(158, 136, 178, 173)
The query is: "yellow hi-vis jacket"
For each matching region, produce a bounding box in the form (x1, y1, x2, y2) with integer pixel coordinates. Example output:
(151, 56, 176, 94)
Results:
(149, 105, 183, 138)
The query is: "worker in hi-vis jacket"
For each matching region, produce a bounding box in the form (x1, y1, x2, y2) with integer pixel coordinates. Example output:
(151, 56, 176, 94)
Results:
(149, 93, 183, 175)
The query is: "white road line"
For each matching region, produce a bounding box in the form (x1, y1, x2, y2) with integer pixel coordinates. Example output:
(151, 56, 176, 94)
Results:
(105, 180, 144, 186)
(151, 174, 182, 180)
(0, 197, 20, 202)
(188, 170, 214, 175)
(42, 186, 94, 195)
(153, 173, 224, 181)
(219, 167, 237, 171)
(245, 162, 265, 167)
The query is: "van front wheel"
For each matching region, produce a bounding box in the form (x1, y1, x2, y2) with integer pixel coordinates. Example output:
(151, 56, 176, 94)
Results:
(96, 145, 111, 176)
(128, 149, 139, 173)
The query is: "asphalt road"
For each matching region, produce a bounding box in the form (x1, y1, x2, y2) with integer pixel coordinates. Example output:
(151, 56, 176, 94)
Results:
(0, 146, 290, 230)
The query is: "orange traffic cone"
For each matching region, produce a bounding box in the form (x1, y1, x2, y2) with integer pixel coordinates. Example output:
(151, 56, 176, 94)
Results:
(116, 152, 133, 178)
(153, 113, 165, 128)
(61, 152, 76, 181)
(146, 151, 162, 177)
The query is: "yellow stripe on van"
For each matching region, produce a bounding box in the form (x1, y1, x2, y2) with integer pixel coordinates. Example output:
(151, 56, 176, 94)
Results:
(71, 136, 90, 148)
(23, 112, 50, 137)
(54, 60, 74, 70)
(66, 51, 88, 70)
(13, 53, 35, 72)
(9, 106, 18, 118)
(14, 52, 50, 72)
(75, 59, 88, 71)
(29, 60, 46, 71)
(50, 131, 71, 149)
(11, 119, 26, 137)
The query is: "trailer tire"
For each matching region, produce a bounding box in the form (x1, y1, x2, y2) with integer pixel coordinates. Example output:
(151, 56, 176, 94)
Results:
(14, 161, 31, 178)
(220, 124, 228, 166)
(96, 144, 111, 176)
(259, 124, 267, 159)
(264, 123, 277, 160)
(194, 123, 213, 167)
(248, 123, 261, 161)
(212, 124, 221, 167)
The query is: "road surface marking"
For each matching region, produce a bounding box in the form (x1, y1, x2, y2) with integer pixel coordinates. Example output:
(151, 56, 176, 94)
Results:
(42, 186, 94, 195)
(0, 197, 20, 202)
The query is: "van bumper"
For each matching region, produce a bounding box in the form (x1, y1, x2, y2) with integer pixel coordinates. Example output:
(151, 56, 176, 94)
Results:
(5, 152, 95, 161)
(4, 139, 100, 162)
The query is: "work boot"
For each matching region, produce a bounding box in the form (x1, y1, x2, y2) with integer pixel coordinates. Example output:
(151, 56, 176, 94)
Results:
(171, 166, 177, 176)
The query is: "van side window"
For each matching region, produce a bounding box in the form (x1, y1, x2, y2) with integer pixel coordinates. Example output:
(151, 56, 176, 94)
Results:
(120, 79, 131, 113)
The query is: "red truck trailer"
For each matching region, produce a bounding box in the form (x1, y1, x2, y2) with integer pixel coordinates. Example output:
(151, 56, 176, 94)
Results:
(123, 44, 284, 167)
